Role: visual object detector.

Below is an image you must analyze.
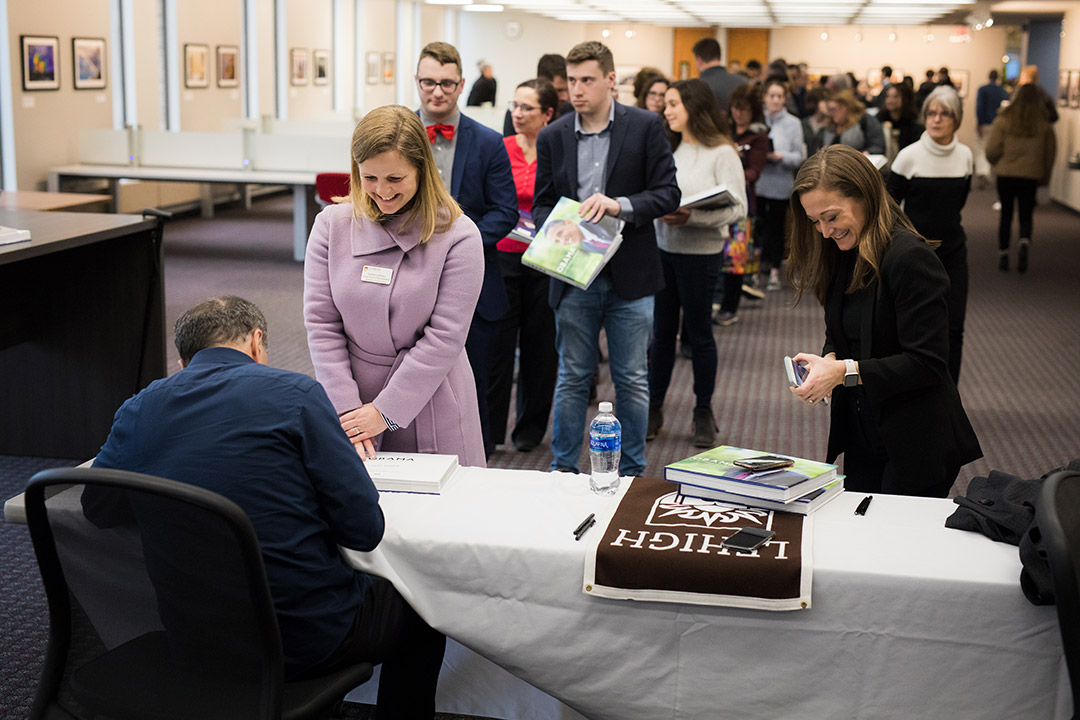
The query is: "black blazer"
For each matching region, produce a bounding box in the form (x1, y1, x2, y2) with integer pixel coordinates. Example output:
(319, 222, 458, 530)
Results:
(532, 102, 680, 309)
(823, 230, 982, 496)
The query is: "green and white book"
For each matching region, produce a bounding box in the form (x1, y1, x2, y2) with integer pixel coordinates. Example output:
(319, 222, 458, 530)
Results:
(521, 196, 624, 290)
(664, 445, 838, 502)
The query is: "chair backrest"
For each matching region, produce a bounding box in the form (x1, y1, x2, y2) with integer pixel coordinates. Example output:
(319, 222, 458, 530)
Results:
(1036, 469, 1080, 712)
(25, 467, 285, 720)
(315, 172, 350, 206)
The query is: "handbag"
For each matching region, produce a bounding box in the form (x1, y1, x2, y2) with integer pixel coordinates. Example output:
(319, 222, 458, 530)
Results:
(722, 217, 760, 275)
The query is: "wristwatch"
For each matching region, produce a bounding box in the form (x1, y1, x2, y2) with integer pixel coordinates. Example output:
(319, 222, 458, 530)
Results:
(843, 359, 859, 388)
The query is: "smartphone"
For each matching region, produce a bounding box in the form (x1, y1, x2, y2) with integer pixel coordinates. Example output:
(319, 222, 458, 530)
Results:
(784, 355, 808, 387)
(733, 455, 795, 471)
(722, 527, 776, 552)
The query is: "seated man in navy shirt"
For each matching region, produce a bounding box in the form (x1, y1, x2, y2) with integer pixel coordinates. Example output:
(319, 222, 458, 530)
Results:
(90, 296, 444, 719)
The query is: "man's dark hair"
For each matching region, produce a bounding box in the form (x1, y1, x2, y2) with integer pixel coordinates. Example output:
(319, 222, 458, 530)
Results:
(536, 53, 566, 81)
(746, 59, 762, 72)
(881, 65, 893, 77)
(989, 69, 999, 81)
(174, 296, 268, 366)
(566, 41, 614, 74)
(692, 38, 721, 63)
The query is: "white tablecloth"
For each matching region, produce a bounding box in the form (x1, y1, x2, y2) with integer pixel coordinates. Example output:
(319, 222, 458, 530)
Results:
(343, 468, 1071, 720)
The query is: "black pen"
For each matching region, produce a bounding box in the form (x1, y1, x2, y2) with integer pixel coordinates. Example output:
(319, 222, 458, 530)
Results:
(574, 516, 597, 541)
(854, 495, 873, 516)
(573, 513, 595, 538)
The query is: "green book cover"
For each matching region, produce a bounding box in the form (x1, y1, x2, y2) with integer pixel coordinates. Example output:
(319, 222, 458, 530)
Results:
(665, 445, 837, 501)
(521, 197, 624, 290)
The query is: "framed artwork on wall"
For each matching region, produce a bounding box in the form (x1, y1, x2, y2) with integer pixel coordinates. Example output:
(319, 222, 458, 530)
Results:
(1057, 70, 1070, 107)
(382, 52, 395, 85)
(217, 45, 239, 88)
(1069, 71, 1080, 110)
(291, 49, 308, 85)
(366, 52, 380, 85)
(950, 70, 969, 98)
(21, 35, 60, 91)
(72, 37, 106, 90)
(184, 44, 209, 88)
(313, 50, 329, 86)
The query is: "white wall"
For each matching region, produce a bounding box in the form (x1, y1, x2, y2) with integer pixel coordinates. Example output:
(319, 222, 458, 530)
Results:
(770, 24, 1009, 150)
(1049, 4, 1080, 212)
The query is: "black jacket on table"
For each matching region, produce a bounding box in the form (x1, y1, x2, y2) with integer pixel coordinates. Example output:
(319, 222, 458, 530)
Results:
(532, 102, 680, 309)
(823, 229, 982, 496)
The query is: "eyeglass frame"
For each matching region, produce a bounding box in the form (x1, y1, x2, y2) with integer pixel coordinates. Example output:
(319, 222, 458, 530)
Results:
(507, 100, 540, 113)
(417, 77, 462, 93)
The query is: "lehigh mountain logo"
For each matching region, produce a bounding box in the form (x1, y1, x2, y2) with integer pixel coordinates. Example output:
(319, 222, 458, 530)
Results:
(646, 491, 770, 530)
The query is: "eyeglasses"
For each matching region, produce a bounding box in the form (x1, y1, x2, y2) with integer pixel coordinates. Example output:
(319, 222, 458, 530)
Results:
(508, 101, 539, 113)
(925, 110, 954, 120)
(418, 78, 461, 93)
(646, 91, 666, 99)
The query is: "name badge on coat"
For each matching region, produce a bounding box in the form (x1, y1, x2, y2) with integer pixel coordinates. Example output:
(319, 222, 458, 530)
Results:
(361, 265, 393, 285)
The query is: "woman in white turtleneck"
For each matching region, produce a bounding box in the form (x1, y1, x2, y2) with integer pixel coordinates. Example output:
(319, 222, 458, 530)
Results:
(887, 85, 972, 384)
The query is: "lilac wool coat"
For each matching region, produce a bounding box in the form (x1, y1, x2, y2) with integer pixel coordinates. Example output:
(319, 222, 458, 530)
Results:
(303, 202, 486, 467)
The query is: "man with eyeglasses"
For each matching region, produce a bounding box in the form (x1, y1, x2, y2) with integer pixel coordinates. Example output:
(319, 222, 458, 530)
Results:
(415, 41, 517, 459)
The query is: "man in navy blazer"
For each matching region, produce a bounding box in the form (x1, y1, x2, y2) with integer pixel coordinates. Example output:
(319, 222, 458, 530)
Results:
(415, 42, 518, 457)
(533, 41, 680, 477)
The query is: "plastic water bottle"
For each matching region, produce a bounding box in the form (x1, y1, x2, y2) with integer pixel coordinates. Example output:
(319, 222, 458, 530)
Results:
(589, 401, 621, 495)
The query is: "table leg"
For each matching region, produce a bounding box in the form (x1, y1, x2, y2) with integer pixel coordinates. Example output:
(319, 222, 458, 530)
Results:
(293, 184, 317, 263)
(199, 184, 215, 218)
(48, 171, 60, 193)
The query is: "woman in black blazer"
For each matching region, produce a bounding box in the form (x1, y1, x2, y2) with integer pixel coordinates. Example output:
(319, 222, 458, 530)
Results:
(784, 145, 981, 497)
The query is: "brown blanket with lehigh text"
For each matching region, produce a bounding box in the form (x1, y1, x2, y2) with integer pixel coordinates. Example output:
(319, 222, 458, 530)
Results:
(583, 477, 812, 610)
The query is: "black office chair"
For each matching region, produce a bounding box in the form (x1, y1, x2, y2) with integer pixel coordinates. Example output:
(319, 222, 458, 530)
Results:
(1037, 469, 1080, 720)
(25, 467, 372, 720)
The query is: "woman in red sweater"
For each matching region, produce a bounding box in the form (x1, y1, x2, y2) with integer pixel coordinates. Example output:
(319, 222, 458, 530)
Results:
(488, 79, 560, 452)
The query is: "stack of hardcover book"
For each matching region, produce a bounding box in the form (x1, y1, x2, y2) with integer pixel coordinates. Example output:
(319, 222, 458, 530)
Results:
(664, 445, 843, 515)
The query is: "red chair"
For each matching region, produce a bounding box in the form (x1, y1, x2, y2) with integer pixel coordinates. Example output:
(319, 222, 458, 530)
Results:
(314, 173, 350, 206)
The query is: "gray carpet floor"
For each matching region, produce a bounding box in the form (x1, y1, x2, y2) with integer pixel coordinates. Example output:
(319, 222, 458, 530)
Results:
(2, 185, 1077, 719)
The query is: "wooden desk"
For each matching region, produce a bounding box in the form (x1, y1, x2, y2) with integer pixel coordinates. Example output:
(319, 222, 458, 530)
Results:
(49, 164, 319, 261)
(0, 190, 112, 212)
(0, 210, 164, 458)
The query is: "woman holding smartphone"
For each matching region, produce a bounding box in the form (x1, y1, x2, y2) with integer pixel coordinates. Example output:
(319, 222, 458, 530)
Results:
(785, 145, 981, 497)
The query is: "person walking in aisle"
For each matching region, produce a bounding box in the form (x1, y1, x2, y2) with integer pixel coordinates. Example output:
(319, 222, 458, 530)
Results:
(692, 37, 747, 111)
(785, 145, 981, 497)
(887, 86, 973, 384)
(488, 79, 560, 452)
(304, 105, 486, 466)
(985, 83, 1056, 273)
(717, 82, 769, 316)
(757, 77, 806, 292)
(533, 41, 680, 477)
(974, 69, 1009, 187)
(647, 79, 747, 447)
(413, 42, 518, 457)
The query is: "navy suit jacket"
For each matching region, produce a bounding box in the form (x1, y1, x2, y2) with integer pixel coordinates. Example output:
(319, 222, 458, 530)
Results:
(422, 111, 517, 322)
(533, 102, 680, 308)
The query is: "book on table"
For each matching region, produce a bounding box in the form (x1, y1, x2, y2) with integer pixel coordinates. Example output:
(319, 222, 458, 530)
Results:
(677, 477, 845, 515)
(508, 210, 536, 244)
(0, 226, 31, 246)
(362, 452, 459, 494)
(664, 445, 838, 503)
(520, 196, 624, 290)
(678, 184, 736, 211)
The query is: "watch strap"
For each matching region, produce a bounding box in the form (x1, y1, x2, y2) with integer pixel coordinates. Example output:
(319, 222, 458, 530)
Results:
(844, 359, 858, 388)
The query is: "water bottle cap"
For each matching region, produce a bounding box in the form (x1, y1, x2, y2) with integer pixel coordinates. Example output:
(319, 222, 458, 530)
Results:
(598, 401, 613, 413)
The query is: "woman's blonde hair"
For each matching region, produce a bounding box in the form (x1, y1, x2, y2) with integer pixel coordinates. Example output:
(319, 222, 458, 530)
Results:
(786, 145, 924, 306)
(347, 105, 461, 243)
(829, 90, 865, 133)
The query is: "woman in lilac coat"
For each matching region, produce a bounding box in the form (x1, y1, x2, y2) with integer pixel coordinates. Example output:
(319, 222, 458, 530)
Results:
(304, 105, 486, 467)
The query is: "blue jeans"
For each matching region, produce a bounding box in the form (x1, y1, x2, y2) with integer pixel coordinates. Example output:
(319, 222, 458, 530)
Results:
(551, 275, 654, 476)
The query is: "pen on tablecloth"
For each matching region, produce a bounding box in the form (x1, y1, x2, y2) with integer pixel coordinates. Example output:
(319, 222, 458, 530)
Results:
(854, 495, 873, 516)
(573, 513, 595, 538)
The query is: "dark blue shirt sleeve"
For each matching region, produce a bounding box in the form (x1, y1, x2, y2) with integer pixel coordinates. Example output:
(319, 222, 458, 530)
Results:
(298, 383, 385, 552)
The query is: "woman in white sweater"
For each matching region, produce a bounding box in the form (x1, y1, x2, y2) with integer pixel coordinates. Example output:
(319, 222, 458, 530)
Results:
(648, 79, 748, 447)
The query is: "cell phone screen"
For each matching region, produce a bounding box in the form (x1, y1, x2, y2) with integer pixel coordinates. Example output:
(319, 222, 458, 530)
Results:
(722, 527, 775, 552)
(792, 359, 808, 385)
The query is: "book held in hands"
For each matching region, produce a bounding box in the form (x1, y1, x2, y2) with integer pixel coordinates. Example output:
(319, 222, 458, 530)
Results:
(520, 196, 624, 290)
(678, 184, 735, 211)
(664, 445, 838, 503)
(362, 452, 460, 494)
(508, 210, 536, 244)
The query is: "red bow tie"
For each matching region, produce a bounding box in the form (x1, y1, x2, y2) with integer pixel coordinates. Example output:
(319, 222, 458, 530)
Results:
(426, 123, 455, 143)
